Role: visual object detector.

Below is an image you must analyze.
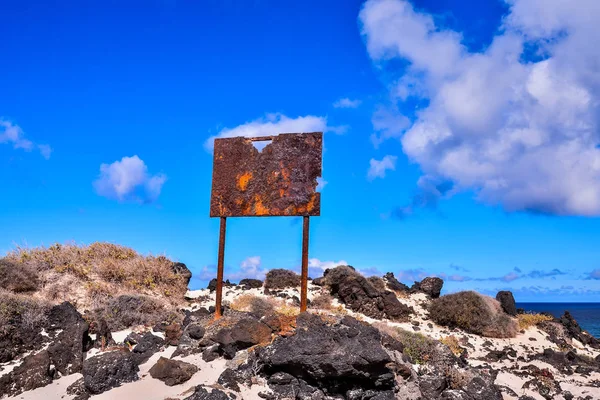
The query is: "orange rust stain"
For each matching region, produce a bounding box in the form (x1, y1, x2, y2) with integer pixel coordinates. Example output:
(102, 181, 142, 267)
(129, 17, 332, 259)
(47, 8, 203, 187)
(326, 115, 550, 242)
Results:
(237, 172, 253, 191)
(253, 195, 270, 216)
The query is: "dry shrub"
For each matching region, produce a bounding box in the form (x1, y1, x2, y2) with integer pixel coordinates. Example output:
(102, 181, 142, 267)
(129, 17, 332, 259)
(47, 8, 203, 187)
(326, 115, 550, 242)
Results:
(96, 294, 180, 331)
(445, 368, 470, 390)
(429, 291, 518, 338)
(264, 269, 301, 289)
(0, 258, 39, 293)
(309, 293, 333, 310)
(231, 294, 275, 318)
(0, 290, 49, 334)
(440, 335, 463, 357)
(518, 312, 554, 330)
(4, 242, 188, 310)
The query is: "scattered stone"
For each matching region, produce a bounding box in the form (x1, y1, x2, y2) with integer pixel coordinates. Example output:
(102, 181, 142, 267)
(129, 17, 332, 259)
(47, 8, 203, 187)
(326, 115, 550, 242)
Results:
(188, 324, 206, 340)
(149, 357, 198, 386)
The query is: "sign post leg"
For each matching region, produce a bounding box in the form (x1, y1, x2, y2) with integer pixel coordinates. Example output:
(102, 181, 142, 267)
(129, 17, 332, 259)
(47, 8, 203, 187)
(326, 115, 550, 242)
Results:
(215, 216, 227, 319)
(300, 216, 310, 312)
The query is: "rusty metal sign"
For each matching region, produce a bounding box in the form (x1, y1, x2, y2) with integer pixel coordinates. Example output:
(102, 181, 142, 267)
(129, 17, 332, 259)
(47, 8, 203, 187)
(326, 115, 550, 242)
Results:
(209, 132, 322, 317)
(210, 132, 322, 217)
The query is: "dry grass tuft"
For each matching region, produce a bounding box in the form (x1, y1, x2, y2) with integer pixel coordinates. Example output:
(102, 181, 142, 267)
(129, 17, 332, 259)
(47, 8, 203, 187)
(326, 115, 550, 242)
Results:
(231, 294, 275, 318)
(518, 312, 554, 330)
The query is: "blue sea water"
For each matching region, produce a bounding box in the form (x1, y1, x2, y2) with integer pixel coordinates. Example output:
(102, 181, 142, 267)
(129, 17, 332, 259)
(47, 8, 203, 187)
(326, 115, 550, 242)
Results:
(518, 303, 600, 338)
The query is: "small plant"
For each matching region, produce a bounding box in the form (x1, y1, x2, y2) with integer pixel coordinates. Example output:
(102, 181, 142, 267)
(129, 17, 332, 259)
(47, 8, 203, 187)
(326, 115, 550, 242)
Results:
(518, 313, 554, 330)
(440, 335, 463, 357)
(376, 324, 439, 364)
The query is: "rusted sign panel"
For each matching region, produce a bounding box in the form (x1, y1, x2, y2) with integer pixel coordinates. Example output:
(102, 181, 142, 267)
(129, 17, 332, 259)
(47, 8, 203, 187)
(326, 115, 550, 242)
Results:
(210, 132, 322, 217)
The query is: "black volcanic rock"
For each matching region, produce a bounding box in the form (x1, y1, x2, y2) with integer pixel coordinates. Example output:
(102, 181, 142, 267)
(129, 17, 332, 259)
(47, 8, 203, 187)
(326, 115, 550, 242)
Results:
(322, 266, 412, 321)
(131, 332, 164, 365)
(256, 313, 395, 396)
(184, 386, 230, 400)
(172, 262, 192, 286)
(47, 302, 92, 375)
(496, 291, 517, 316)
(82, 350, 139, 394)
(412, 277, 444, 298)
(207, 279, 235, 292)
(383, 272, 410, 292)
(560, 311, 600, 349)
(0, 350, 54, 397)
(239, 278, 263, 289)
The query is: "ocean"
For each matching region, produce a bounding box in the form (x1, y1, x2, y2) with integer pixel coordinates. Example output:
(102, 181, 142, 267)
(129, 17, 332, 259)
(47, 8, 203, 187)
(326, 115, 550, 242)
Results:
(518, 302, 600, 338)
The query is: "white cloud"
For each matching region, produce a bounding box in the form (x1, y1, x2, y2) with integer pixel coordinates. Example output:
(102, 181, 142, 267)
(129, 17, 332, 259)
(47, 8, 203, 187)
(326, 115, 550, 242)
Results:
(368, 155, 397, 180)
(0, 119, 51, 159)
(333, 97, 362, 108)
(94, 155, 167, 203)
(360, 0, 600, 216)
(205, 113, 338, 151)
(308, 258, 348, 278)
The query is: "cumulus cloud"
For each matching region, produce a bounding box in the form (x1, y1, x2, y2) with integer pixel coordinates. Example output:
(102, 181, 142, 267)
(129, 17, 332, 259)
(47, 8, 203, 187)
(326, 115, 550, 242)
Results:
(368, 155, 397, 180)
(333, 97, 362, 109)
(94, 155, 167, 203)
(0, 119, 51, 159)
(360, 0, 600, 216)
(204, 113, 340, 151)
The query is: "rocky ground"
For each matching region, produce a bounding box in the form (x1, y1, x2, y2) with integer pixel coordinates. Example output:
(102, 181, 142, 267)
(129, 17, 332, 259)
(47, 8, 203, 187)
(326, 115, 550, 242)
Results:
(1, 263, 600, 400)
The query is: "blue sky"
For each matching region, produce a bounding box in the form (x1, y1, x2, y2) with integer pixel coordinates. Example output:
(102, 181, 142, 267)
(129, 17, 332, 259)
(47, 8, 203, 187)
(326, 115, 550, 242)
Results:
(2, 0, 600, 301)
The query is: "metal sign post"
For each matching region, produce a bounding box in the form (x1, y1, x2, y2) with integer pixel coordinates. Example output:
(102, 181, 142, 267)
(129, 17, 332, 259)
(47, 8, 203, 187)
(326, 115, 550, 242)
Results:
(210, 132, 323, 319)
